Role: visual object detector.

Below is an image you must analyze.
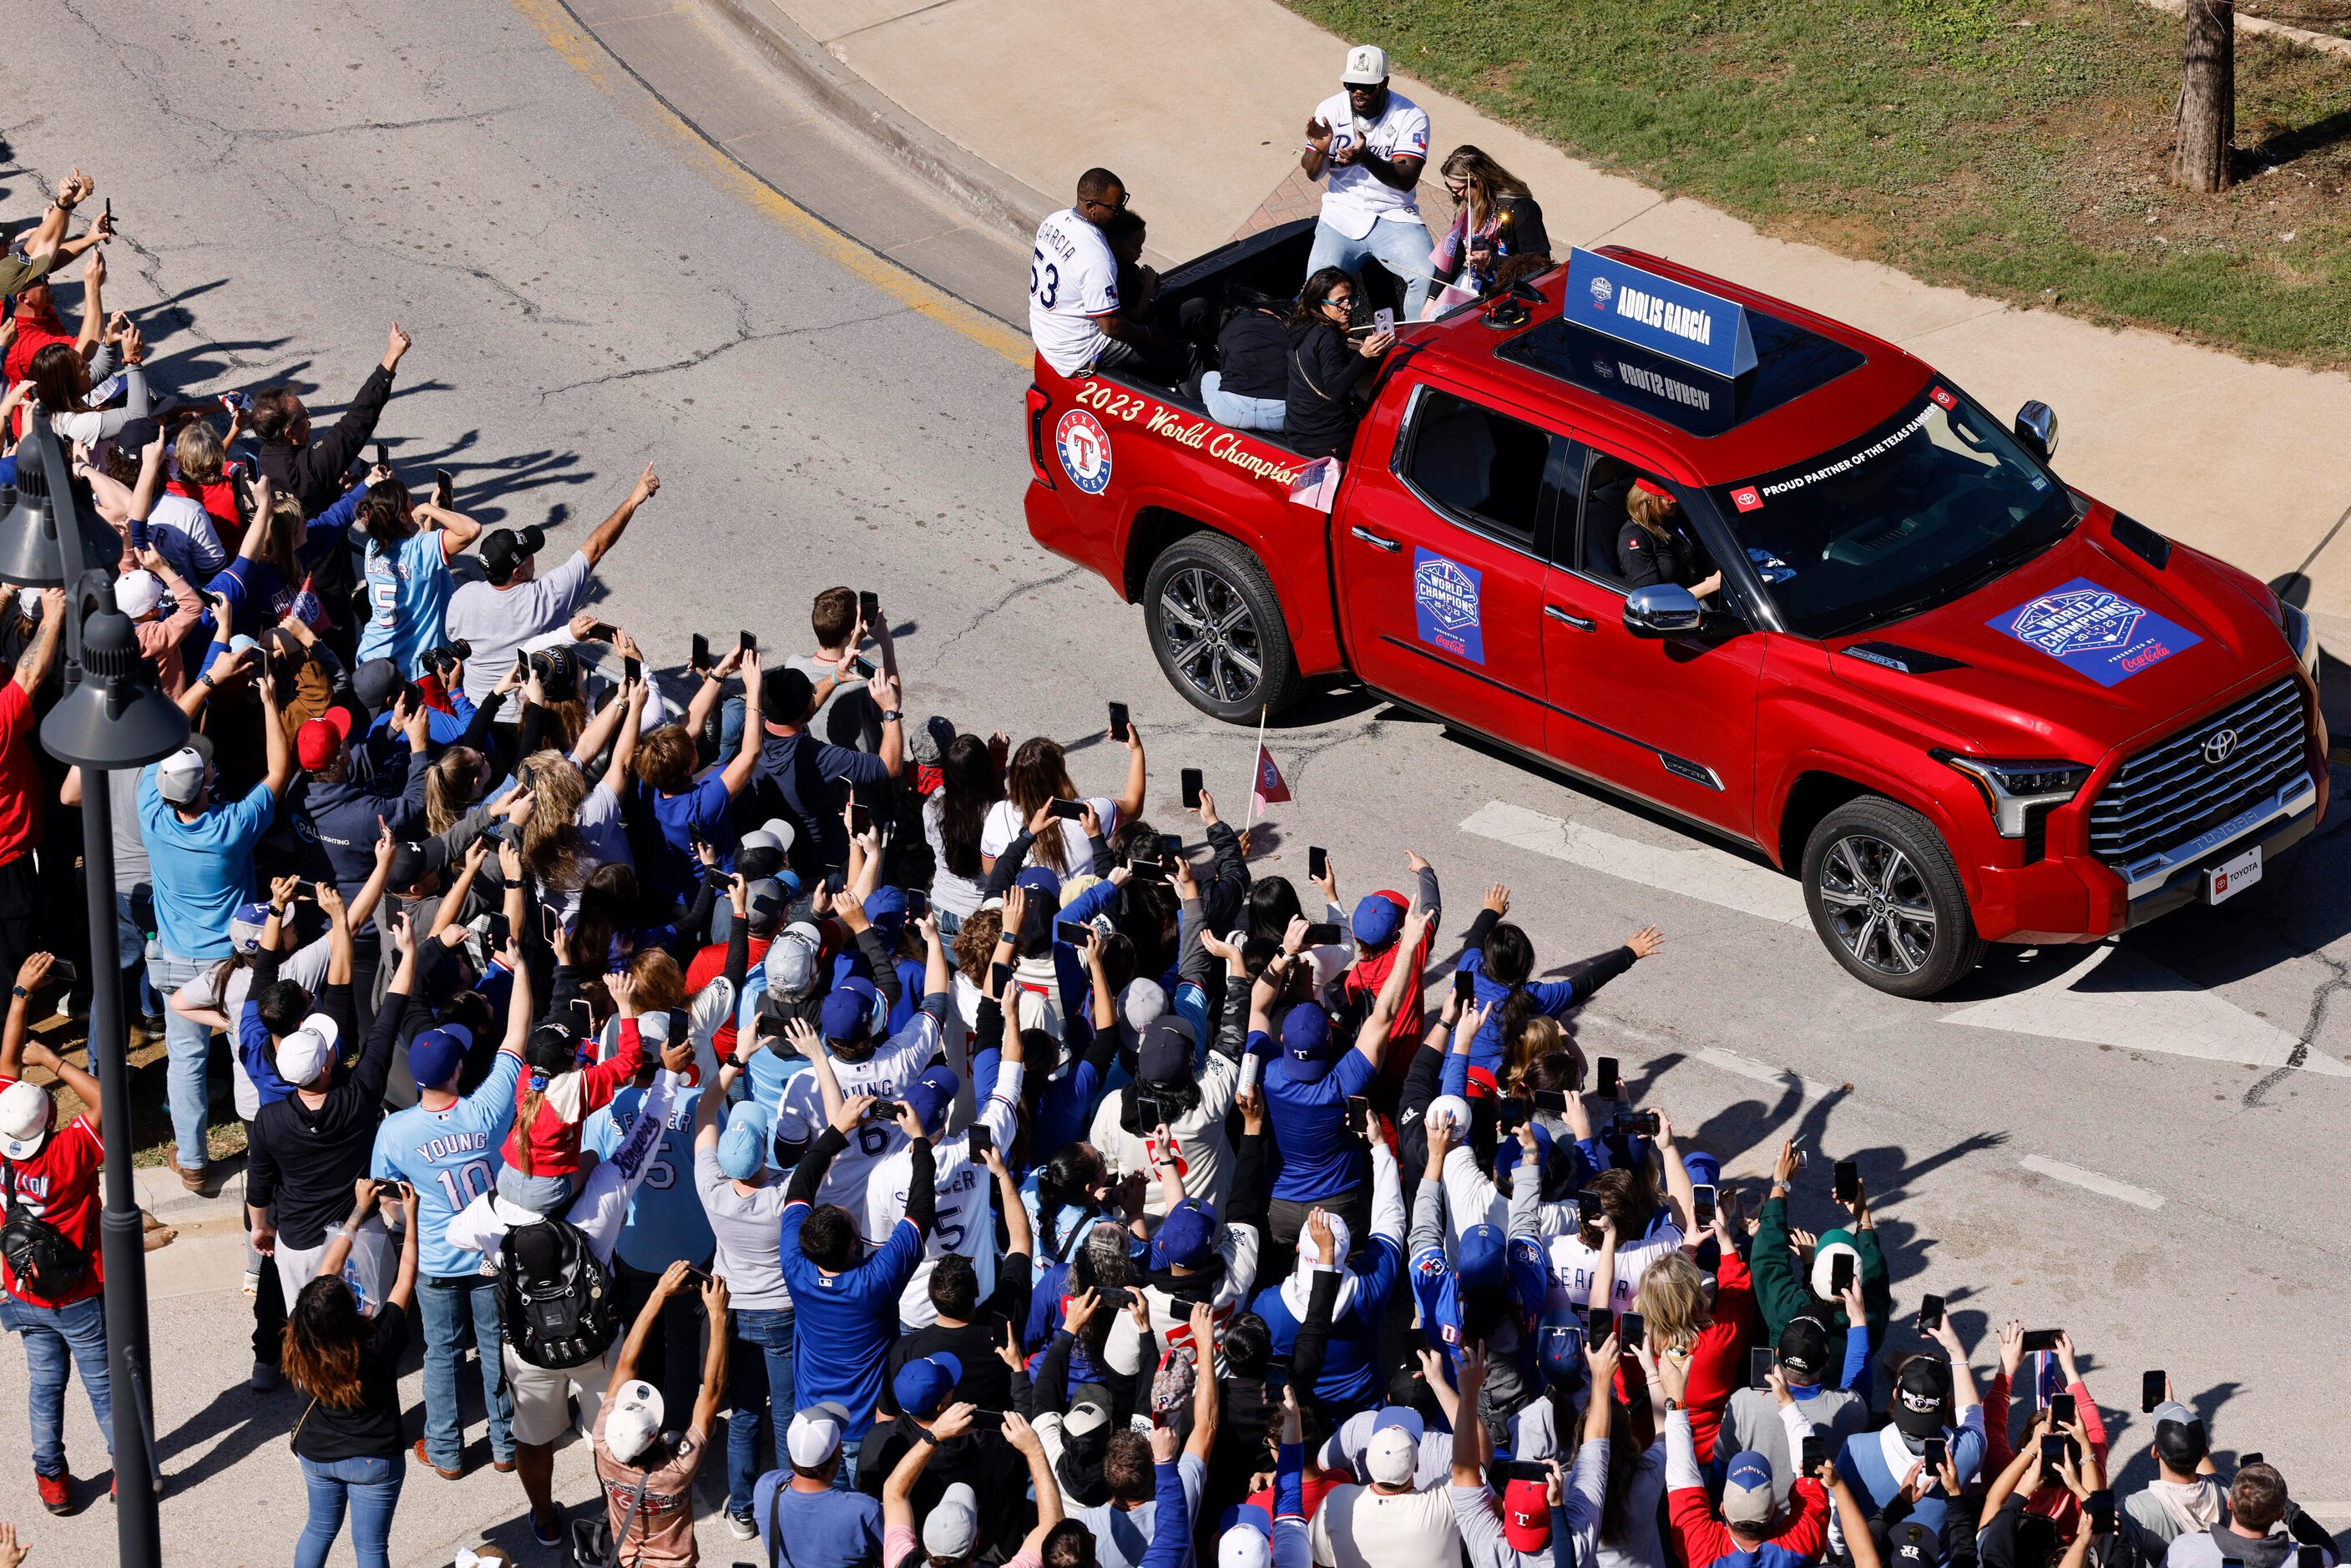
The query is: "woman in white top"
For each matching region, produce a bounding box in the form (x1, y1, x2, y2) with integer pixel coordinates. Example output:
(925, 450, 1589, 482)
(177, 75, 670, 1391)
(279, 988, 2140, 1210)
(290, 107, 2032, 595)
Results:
(923, 731, 1003, 928)
(978, 726, 1147, 878)
(29, 329, 148, 447)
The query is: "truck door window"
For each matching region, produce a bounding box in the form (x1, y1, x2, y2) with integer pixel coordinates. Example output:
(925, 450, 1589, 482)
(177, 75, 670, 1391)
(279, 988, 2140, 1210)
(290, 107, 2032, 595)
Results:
(1401, 390, 1554, 549)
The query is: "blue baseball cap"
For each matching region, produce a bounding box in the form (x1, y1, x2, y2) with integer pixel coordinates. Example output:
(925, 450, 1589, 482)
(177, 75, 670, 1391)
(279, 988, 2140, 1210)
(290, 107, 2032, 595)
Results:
(819, 977, 882, 1044)
(1722, 1450, 1776, 1525)
(892, 1352, 963, 1419)
(863, 885, 908, 933)
(1154, 1198, 1218, 1270)
(1352, 893, 1403, 949)
(1281, 1005, 1332, 1064)
(902, 1063, 958, 1138)
(1537, 1310, 1585, 1385)
(1457, 1223, 1507, 1292)
(1013, 865, 1062, 903)
(1682, 1150, 1722, 1191)
(718, 1102, 772, 1181)
(408, 1025, 473, 1090)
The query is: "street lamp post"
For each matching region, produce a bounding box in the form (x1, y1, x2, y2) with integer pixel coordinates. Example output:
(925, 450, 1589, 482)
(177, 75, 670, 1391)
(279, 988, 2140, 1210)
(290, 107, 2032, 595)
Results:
(3, 414, 179, 1568)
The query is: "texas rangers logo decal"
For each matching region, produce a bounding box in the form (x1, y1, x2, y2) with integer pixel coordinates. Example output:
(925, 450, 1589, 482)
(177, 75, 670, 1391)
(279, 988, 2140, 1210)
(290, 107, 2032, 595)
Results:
(1054, 408, 1113, 494)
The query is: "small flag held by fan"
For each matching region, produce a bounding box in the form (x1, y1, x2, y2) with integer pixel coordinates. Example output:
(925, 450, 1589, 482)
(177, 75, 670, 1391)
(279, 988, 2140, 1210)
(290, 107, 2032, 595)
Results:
(1288, 457, 1342, 513)
(1252, 742, 1291, 812)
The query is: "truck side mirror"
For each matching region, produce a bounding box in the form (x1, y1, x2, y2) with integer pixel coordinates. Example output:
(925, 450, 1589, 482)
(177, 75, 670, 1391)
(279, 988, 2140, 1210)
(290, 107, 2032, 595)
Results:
(2013, 400, 2058, 460)
(1623, 584, 1705, 639)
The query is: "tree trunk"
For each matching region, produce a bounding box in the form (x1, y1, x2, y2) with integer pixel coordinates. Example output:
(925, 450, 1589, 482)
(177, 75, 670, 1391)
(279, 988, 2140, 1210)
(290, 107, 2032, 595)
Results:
(2174, 0, 2236, 192)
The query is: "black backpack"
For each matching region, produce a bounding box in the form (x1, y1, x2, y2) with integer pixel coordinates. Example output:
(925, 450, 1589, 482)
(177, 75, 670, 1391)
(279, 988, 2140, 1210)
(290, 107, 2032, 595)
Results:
(498, 1216, 619, 1370)
(2, 1161, 88, 1301)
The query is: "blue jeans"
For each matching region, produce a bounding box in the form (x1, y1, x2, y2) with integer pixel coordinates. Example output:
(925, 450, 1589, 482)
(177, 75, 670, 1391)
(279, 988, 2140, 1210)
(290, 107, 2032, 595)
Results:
(494, 1166, 578, 1216)
(726, 1308, 795, 1518)
(0, 1293, 112, 1478)
(296, 1452, 404, 1568)
(417, 1274, 512, 1469)
(1307, 215, 1436, 318)
(145, 949, 215, 1168)
(1200, 372, 1287, 432)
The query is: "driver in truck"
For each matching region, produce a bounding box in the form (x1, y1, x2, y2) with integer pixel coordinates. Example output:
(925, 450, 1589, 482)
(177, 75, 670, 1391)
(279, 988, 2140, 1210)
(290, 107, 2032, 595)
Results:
(1617, 480, 1722, 600)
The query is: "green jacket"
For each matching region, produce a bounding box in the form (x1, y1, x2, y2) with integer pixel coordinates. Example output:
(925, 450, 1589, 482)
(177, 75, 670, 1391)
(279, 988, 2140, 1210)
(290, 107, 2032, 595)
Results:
(1752, 1192, 1892, 1378)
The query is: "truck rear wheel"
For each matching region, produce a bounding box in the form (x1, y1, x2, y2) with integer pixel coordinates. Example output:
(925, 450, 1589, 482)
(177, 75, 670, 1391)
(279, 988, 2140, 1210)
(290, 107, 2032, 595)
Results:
(1801, 797, 1984, 999)
(1143, 533, 1302, 722)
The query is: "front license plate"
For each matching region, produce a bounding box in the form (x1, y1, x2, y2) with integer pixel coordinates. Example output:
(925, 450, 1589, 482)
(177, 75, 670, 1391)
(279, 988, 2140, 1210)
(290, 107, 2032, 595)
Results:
(2205, 845, 2262, 904)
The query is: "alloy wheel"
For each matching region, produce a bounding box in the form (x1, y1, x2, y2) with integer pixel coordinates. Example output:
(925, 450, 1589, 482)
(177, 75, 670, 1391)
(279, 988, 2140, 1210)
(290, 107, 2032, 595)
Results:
(1815, 832, 1938, 977)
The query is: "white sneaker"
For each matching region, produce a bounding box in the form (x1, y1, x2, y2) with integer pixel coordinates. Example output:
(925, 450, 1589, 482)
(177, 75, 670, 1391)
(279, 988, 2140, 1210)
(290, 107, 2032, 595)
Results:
(728, 1515, 758, 1541)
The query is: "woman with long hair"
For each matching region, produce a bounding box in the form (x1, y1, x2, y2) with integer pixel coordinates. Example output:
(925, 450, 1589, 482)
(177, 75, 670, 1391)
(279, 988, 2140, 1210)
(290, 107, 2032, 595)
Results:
(28, 333, 149, 448)
(285, 1181, 419, 1568)
(1283, 266, 1393, 460)
(1457, 904, 1667, 1076)
(979, 728, 1145, 878)
(1432, 145, 1551, 296)
(1632, 1227, 1756, 1464)
(1615, 478, 1722, 598)
(923, 731, 1004, 929)
(354, 474, 481, 675)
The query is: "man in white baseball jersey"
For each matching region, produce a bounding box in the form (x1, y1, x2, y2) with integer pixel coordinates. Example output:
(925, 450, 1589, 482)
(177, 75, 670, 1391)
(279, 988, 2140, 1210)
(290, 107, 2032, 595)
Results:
(1302, 45, 1435, 318)
(1028, 168, 1184, 384)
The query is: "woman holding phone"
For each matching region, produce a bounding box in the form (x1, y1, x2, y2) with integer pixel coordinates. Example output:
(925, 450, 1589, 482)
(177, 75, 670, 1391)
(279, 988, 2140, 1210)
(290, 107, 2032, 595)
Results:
(1283, 267, 1393, 461)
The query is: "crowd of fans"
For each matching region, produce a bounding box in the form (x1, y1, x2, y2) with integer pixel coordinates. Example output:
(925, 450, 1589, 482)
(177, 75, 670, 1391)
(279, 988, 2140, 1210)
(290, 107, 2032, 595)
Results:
(0, 155, 2338, 1568)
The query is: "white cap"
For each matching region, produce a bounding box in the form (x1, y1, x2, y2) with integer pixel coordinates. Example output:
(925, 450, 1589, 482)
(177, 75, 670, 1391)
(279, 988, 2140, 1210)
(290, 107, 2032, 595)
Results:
(1219, 1525, 1272, 1568)
(786, 1400, 851, 1467)
(740, 817, 796, 856)
(1423, 1095, 1472, 1137)
(1341, 44, 1388, 84)
(1119, 978, 1166, 1039)
(0, 1079, 52, 1160)
(923, 1482, 980, 1559)
(603, 1378, 665, 1464)
(764, 922, 822, 998)
(1367, 1424, 1418, 1486)
(16, 587, 40, 621)
(115, 569, 164, 619)
(275, 1013, 341, 1088)
(154, 745, 209, 807)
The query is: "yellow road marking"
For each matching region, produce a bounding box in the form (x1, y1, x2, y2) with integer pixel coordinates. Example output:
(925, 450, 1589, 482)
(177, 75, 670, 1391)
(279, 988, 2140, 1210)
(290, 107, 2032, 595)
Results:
(506, 0, 1029, 366)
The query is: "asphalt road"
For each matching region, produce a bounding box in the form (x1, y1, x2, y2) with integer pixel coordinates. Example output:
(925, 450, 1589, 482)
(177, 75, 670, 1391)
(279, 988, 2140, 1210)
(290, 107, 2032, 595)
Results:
(1, 0, 2347, 1561)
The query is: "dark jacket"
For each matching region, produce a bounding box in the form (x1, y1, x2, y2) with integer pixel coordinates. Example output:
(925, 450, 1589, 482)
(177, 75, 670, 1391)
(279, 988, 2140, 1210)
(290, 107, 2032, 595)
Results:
(259, 361, 397, 629)
(1216, 308, 1289, 400)
(1284, 321, 1380, 460)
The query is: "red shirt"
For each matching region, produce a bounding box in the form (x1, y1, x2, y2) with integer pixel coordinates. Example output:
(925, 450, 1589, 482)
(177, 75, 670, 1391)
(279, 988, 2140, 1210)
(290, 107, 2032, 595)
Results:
(0, 1079, 104, 1308)
(685, 936, 773, 1061)
(0, 684, 42, 865)
(4, 312, 73, 440)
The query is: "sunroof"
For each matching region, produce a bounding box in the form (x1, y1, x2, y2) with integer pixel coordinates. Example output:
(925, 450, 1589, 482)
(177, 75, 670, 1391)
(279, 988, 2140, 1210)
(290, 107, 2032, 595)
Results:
(1497, 306, 1866, 438)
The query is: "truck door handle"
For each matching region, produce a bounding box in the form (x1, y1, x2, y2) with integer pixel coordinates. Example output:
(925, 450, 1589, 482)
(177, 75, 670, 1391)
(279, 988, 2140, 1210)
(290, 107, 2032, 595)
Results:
(1350, 527, 1401, 554)
(1545, 604, 1595, 631)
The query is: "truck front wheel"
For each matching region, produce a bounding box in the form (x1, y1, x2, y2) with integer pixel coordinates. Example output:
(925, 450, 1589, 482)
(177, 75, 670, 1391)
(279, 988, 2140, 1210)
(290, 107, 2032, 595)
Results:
(1801, 797, 1984, 998)
(1142, 534, 1302, 722)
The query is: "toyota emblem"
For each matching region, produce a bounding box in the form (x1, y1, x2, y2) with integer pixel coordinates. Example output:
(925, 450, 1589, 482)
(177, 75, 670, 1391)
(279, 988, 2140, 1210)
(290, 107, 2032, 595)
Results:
(2202, 728, 2239, 766)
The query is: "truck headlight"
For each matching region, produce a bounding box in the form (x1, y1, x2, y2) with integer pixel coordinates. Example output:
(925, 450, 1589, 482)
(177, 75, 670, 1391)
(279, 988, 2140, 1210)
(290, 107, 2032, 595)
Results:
(1935, 752, 2091, 837)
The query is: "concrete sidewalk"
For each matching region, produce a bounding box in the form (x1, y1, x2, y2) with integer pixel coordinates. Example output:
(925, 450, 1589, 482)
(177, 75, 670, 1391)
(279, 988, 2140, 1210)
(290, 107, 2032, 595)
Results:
(705, 0, 2351, 615)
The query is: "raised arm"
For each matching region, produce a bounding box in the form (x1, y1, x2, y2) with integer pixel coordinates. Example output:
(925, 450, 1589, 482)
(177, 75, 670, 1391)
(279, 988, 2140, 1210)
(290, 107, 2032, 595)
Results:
(690, 1276, 731, 1434)
(579, 465, 658, 569)
(718, 648, 763, 795)
(1352, 904, 1433, 1065)
(609, 1260, 693, 1390)
(598, 676, 648, 799)
(13, 589, 63, 695)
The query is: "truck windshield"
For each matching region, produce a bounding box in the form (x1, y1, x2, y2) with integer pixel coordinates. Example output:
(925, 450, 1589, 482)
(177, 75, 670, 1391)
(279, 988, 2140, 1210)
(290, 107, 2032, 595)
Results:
(1711, 390, 2075, 639)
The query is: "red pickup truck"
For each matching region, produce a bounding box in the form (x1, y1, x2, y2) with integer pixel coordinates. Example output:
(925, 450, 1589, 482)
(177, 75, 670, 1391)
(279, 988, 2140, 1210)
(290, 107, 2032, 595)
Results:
(1023, 225, 2326, 996)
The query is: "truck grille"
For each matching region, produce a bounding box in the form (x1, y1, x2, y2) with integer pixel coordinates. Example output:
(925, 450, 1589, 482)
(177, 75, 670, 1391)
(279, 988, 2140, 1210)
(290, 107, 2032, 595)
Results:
(2087, 676, 2308, 866)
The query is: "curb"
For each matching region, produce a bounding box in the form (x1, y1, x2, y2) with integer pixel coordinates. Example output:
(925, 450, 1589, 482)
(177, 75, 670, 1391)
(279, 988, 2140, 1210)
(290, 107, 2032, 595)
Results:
(691, 0, 1054, 249)
(2136, 0, 2351, 60)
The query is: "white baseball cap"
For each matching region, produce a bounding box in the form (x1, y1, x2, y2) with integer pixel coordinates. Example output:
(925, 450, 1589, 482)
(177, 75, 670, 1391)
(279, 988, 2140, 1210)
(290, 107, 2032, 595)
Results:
(786, 1400, 852, 1468)
(739, 818, 796, 857)
(1219, 1524, 1272, 1568)
(764, 923, 822, 999)
(153, 736, 215, 807)
(0, 1079, 52, 1160)
(115, 569, 164, 619)
(603, 1378, 665, 1464)
(1341, 44, 1388, 84)
(923, 1482, 981, 1560)
(275, 1014, 341, 1088)
(1367, 1424, 1418, 1486)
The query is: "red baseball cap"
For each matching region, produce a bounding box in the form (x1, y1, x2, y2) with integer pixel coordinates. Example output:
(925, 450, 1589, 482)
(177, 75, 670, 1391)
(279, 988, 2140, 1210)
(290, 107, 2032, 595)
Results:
(1503, 1479, 1551, 1550)
(1631, 478, 1673, 499)
(296, 706, 353, 771)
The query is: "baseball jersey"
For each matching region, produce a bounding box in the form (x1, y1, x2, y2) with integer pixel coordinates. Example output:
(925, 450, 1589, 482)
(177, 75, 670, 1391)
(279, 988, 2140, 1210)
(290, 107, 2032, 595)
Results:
(1544, 1222, 1684, 1314)
(0, 1086, 103, 1308)
(775, 999, 948, 1159)
(1312, 89, 1431, 239)
(358, 530, 454, 676)
(842, 1062, 1024, 1328)
(371, 1053, 522, 1278)
(1028, 209, 1120, 376)
(584, 1082, 713, 1273)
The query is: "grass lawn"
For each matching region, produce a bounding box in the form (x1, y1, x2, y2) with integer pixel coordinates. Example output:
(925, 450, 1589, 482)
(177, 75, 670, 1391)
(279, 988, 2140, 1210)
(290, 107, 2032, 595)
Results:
(1279, 0, 2351, 367)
